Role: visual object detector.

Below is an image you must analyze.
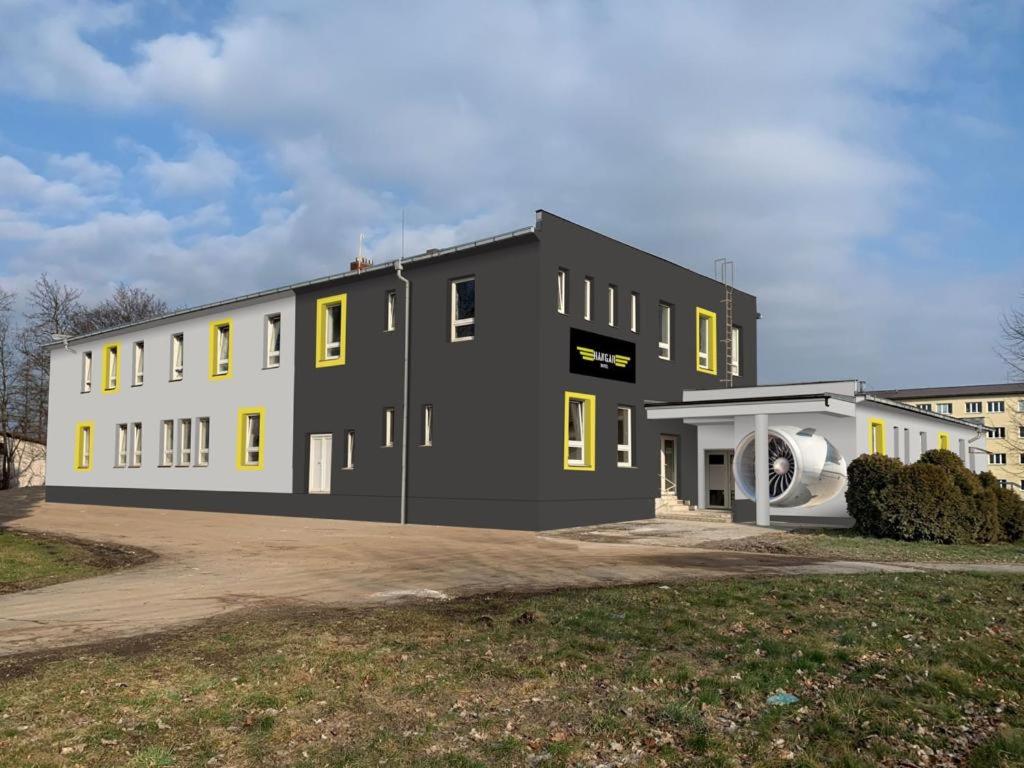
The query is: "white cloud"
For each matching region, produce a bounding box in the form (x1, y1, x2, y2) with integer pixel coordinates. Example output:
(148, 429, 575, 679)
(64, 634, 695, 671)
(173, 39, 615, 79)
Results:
(48, 152, 122, 190)
(134, 133, 239, 197)
(0, 155, 94, 211)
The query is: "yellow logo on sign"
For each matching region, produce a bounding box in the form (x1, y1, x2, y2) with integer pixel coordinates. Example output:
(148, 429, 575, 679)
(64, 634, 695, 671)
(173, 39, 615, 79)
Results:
(576, 346, 631, 368)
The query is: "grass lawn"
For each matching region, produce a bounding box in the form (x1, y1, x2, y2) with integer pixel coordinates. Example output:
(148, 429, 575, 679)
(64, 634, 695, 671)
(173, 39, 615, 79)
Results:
(711, 529, 1024, 564)
(1, 572, 1022, 767)
(0, 529, 119, 593)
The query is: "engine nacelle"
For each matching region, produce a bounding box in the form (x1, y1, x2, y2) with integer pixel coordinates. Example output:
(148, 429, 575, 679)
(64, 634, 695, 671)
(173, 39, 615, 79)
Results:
(733, 426, 847, 508)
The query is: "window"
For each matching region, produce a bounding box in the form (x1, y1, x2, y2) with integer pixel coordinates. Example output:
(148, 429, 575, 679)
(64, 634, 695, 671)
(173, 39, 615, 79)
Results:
(616, 406, 633, 467)
(422, 405, 433, 446)
(729, 326, 741, 377)
(868, 418, 886, 455)
(938, 432, 950, 451)
(583, 277, 593, 321)
(237, 408, 264, 469)
(629, 292, 638, 333)
(178, 418, 192, 465)
(265, 314, 281, 368)
(695, 307, 717, 375)
(385, 290, 397, 332)
(607, 285, 617, 327)
(196, 417, 209, 466)
(449, 277, 475, 342)
(892, 426, 900, 461)
(209, 320, 232, 378)
(936, 402, 952, 414)
(74, 422, 93, 471)
(917, 404, 933, 412)
(383, 407, 395, 447)
(988, 427, 1006, 439)
(965, 401, 982, 414)
(130, 422, 142, 467)
(160, 420, 174, 466)
(988, 400, 1005, 413)
(316, 294, 347, 367)
(132, 341, 144, 386)
(81, 351, 92, 393)
(1018, 400, 1024, 412)
(170, 333, 184, 381)
(999, 479, 1010, 489)
(564, 391, 595, 470)
(344, 430, 355, 469)
(556, 270, 567, 315)
(1020, 453, 1024, 464)
(1019, 426, 1024, 439)
(115, 424, 128, 467)
(990, 453, 1007, 465)
(102, 343, 120, 393)
(658, 303, 672, 360)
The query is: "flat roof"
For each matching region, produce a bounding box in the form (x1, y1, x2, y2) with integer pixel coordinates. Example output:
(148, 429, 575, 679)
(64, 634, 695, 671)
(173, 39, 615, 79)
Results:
(871, 383, 1024, 399)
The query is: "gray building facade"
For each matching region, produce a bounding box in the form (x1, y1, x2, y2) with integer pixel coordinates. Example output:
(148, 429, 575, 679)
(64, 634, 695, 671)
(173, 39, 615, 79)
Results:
(46, 211, 757, 530)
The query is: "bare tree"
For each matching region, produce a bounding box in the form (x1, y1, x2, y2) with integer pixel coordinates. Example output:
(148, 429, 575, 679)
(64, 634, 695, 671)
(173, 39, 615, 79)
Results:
(73, 283, 170, 335)
(0, 289, 23, 489)
(999, 300, 1024, 486)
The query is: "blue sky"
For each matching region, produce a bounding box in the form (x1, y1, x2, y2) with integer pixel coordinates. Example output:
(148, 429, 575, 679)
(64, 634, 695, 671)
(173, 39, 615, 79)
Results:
(1, 0, 1022, 388)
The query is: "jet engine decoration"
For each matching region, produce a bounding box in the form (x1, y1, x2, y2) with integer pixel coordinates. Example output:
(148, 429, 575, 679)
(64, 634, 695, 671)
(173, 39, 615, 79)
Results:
(733, 426, 847, 508)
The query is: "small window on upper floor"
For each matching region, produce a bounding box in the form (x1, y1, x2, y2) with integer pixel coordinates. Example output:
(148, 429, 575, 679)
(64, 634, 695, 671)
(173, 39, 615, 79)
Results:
(316, 294, 347, 367)
(132, 341, 144, 386)
(988, 400, 1005, 413)
(102, 343, 120, 393)
(696, 308, 717, 375)
(936, 402, 952, 414)
(556, 269, 567, 315)
(607, 285, 617, 327)
(990, 453, 1007, 465)
(583, 277, 593, 321)
(265, 314, 281, 368)
(629, 292, 638, 333)
(385, 290, 397, 332)
(658, 303, 672, 360)
(450, 277, 475, 342)
(81, 351, 92, 393)
(965, 401, 982, 413)
(729, 326, 741, 377)
(917, 403, 933, 412)
(988, 426, 1006, 439)
(209, 320, 232, 379)
(170, 333, 184, 381)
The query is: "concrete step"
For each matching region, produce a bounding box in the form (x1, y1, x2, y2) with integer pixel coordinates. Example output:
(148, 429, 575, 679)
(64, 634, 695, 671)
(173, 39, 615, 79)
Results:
(654, 500, 732, 523)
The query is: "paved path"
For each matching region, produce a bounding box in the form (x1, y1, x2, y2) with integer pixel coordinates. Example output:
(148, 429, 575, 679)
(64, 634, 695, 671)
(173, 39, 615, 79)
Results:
(1, 491, 1019, 658)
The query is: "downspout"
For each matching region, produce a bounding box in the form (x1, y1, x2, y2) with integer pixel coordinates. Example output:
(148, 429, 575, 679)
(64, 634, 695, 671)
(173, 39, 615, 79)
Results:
(396, 259, 411, 525)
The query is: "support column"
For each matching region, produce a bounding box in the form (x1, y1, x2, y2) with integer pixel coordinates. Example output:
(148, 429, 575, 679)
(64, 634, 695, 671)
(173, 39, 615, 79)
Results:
(754, 413, 770, 527)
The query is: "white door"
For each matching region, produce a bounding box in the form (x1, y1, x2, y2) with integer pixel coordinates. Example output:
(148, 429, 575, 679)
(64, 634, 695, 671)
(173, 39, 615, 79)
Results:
(660, 436, 677, 497)
(308, 434, 332, 494)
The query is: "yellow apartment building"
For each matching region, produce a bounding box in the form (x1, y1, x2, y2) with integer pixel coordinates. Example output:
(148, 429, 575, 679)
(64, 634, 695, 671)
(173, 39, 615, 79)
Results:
(872, 383, 1024, 494)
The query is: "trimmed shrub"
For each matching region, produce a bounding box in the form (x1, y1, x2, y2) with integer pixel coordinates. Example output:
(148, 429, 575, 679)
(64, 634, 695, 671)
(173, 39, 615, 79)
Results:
(979, 472, 1024, 542)
(877, 463, 975, 544)
(845, 453, 902, 537)
(918, 449, 982, 496)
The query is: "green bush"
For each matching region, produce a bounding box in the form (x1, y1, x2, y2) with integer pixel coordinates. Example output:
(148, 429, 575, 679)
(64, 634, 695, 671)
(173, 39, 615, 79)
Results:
(916, 451, 1001, 542)
(845, 453, 902, 537)
(877, 463, 975, 544)
(979, 472, 1024, 542)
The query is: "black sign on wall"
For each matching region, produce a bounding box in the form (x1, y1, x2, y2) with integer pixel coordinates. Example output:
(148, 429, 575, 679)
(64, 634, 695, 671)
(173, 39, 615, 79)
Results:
(569, 327, 636, 383)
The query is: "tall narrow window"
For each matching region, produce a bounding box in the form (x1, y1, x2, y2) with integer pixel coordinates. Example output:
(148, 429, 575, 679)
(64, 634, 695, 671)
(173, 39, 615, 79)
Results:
(607, 285, 617, 327)
(131, 422, 143, 467)
(658, 303, 672, 360)
(450, 277, 476, 341)
(617, 406, 633, 468)
(81, 351, 93, 393)
(695, 307, 717, 375)
(115, 424, 128, 468)
(344, 430, 355, 469)
(316, 294, 347, 366)
(583, 277, 593, 321)
(383, 407, 395, 447)
(170, 333, 184, 381)
(422, 405, 433, 447)
(892, 426, 900, 461)
(868, 418, 886, 455)
(160, 420, 174, 466)
(564, 392, 595, 470)
(729, 326, 741, 377)
(265, 314, 281, 368)
(75, 422, 93, 471)
(629, 292, 638, 333)
(556, 269, 567, 314)
(196, 417, 209, 466)
(237, 408, 264, 469)
(132, 341, 144, 386)
(179, 418, 192, 465)
(385, 290, 397, 332)
(210, 320, 232, 378)
(102, 343, 120, 392)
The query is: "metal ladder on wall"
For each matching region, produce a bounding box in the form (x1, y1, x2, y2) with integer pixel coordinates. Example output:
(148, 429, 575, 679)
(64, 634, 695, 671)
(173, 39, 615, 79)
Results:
(715, 258, 735, 388)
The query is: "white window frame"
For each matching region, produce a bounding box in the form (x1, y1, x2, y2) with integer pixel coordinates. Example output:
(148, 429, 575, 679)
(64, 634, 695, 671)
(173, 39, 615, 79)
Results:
(917, 404, 933, 412)
(607, 284, 617, 327)
(130, 422, 142, 467)
(132, 341, 144, 386)
(422, 405, 433, 447)
(385, 290, 397, 332)
(115, 424, 128, 468)
(729, 326, 740, 377)
(990, 453, 1007, 465)
(988, 400, 1005, 413)
(178, 418, 192, 466)
(323, 301, 343, 361)
(81, 351, 92, 393)
(160, 420, 174, 466)
(383, 407, 395, 448)
(243, 413, 261, 467)
(936, 402, 952, 414)
(556, 270, 567, 315)
(988, 426, 1006, 439)
(170, 333, 184, 381)
(214, 324, 230, 376)
(567, 398, 587, 467)
(265, 314, 281, 368)
(629, 292, 638, 333)
(344, 430, 355, 470)
(449, 276, 476, 342)
(616, 406, 633, 468)
(658, 303, 672, 360)
(78, 425, 91, 469)
(196, 417, 209, 466)
(1019, 426, 1024, 439)
(697, 314, 712, 371)
(106, 345, 119, 390)
(965, 401, 982, 413)
(583, 277, 593, 321)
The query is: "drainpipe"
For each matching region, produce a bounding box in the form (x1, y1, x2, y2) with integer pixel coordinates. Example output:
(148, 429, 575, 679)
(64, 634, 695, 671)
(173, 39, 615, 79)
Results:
(396, 259, 411, 525)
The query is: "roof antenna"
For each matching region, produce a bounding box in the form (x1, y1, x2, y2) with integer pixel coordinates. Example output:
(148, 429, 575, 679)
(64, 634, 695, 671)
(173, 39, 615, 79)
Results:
(401, 209, 405, 260)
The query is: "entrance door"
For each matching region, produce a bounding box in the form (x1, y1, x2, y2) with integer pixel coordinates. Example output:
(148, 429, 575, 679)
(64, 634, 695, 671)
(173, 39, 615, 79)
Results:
(660, 435, 677, 497)
(706, 451, 733, 509)
(308, 434, 333, 494)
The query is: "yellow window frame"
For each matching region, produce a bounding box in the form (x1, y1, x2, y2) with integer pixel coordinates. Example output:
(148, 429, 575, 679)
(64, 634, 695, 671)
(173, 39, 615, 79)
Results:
(208, 318, 234, 380)
(74, 421, 94, 471)
(695, 307, 717, 375)
(563, 391, 596, 471)
(236, 406, 266, 471)
(868, 417, 886, 455)
(938, 432, 950, 451)
(315, 293, 347, 368)
(102, 343, 120, 393)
